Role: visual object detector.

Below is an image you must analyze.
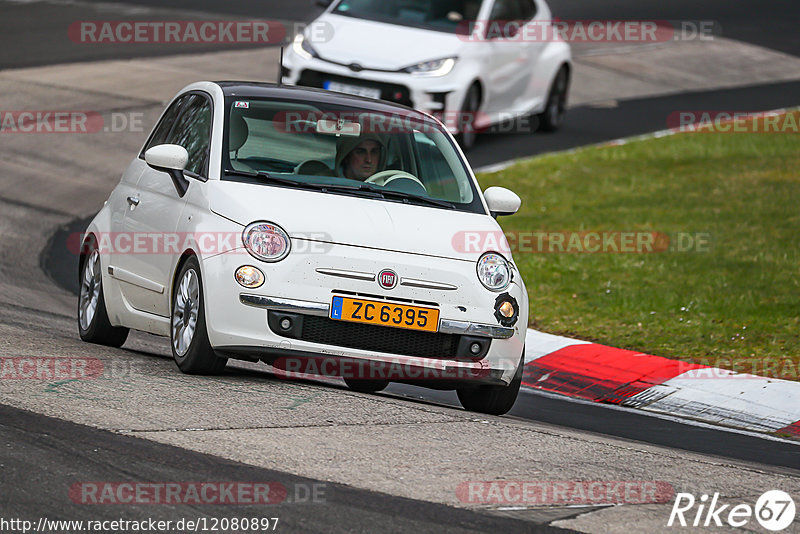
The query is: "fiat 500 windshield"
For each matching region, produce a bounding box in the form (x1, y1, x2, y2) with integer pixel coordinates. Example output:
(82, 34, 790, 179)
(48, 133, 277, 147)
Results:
(223, 98, 482, 213)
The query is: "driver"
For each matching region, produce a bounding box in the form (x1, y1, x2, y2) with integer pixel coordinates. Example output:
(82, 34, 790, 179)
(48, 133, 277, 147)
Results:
(335, 132, 388, 181)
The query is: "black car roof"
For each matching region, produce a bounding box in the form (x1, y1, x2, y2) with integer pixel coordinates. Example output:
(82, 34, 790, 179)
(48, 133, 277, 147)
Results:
(215, 81, 424, 116)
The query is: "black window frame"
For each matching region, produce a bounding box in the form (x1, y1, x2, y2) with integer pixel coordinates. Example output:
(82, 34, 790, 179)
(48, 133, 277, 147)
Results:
(138, 90, 214, 179)
(516, 0, 537, 21)
(489, 0, 522, 22)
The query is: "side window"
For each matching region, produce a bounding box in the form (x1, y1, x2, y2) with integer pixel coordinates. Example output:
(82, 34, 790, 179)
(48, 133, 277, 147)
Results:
(412, 131, 462, 202)
(489, 0, 521, 21)
(143, 96, 187, 154)
(167, 94, 212, 176)
(516, 0, 537, 21)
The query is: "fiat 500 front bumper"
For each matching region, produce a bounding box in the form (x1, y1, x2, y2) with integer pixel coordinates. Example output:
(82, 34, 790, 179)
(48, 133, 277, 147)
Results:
(201, 243, 528, 387)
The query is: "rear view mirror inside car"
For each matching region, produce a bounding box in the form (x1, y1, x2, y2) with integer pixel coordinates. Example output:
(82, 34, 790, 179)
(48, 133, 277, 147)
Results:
(317, 119, 361, 137)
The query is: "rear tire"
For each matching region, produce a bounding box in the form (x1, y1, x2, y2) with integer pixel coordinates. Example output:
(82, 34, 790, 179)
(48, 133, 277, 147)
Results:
(344, 377, 389, 394)
(456, 350, 524, 415)
(78, 241, 129, 348)
(171, 256, 227, 375)
(537, 66, 569, 132)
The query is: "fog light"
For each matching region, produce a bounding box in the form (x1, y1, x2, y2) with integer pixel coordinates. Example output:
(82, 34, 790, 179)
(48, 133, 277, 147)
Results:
(494, 293, 519, 327)
(280, 318, 292, 331)
(235, 266, 265, 288)
(469, 342, 482, 355)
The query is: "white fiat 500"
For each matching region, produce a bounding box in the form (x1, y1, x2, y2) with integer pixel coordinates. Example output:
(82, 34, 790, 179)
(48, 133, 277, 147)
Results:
(78, 81, 528, 415)
(283, 0, 571, 148)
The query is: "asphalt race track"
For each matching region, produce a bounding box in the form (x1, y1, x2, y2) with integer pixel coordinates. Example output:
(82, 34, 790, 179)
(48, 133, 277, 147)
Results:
(44, 217, 800, 471)
(1, 404, 558, 533)
(1, 0, 800, 532)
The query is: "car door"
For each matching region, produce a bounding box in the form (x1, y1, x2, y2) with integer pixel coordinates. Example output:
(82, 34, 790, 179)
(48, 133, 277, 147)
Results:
(116, 93, 213, 317)
(482, 0, 529, 116)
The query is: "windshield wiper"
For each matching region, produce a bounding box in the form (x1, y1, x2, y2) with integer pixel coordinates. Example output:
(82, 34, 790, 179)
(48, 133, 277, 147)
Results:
(372, 187, 456, 209)
(224, 170, 455, 208)
(224, 169, 384, 198)
(320, 183, 454, 207)
(224, 169, 321, 190)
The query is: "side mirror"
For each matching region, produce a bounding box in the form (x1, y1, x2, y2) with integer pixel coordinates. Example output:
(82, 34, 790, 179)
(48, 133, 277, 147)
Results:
(144, 144, 188, 171)
(144, 144, 191, 197)
(484, 186, 521, 218)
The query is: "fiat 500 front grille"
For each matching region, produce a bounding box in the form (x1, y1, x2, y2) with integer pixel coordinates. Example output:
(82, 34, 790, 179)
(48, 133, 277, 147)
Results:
(300, 315, 459, 358)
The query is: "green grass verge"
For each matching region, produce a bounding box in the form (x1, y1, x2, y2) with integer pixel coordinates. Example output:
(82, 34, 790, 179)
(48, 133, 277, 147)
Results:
(477, 112, 800, 380)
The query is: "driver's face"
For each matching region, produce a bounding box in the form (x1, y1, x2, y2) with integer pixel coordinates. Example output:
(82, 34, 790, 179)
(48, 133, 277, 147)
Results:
(344, 140, 381, 181)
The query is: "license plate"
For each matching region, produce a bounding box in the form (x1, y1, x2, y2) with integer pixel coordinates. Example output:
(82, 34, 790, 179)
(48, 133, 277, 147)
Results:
(324, 81, 381, 100)
(330, 296, 439, 333)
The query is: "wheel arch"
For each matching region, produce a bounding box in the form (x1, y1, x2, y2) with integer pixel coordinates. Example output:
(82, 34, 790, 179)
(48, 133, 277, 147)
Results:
(170, 248, 200, 305)
(78, 232, 98, 277)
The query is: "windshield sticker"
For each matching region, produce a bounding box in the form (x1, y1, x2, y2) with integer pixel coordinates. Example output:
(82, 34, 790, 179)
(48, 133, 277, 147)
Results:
(234, 101, 250, 109)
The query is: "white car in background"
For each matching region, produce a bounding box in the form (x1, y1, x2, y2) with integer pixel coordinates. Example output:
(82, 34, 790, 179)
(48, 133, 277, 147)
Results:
(78, 81, 529, 415)
(282, 0, 572, 149)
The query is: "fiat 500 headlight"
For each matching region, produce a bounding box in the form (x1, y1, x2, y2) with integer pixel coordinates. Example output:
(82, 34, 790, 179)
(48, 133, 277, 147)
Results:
(476, 252, 511, 291)
(242, 222, 290, 262)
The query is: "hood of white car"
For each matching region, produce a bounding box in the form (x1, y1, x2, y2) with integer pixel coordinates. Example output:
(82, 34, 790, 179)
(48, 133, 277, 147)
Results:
(311, 14, 463, 71)
(209, 180, 499, 262)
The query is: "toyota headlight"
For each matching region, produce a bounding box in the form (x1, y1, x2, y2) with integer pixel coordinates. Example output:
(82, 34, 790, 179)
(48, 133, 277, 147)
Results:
(242, 222, 290, 262)
(292, 34, 319, 60)
(476, 252, 511, 291)
(403, 57, 457, 77)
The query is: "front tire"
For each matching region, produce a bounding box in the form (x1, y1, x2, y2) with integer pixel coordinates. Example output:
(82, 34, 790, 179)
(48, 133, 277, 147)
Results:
(537, 66, 569, 132)
(456, 84, 481, 151)
(78, 243, 129, 347)
(171, 256, 227, 375)
(456, 350, 524, 416)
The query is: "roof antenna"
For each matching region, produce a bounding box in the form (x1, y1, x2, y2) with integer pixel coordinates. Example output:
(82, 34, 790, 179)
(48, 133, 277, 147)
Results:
(278, 45, 284, 86)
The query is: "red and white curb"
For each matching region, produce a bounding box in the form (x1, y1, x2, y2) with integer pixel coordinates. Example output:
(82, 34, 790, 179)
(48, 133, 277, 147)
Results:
(523, 329, 800, 438)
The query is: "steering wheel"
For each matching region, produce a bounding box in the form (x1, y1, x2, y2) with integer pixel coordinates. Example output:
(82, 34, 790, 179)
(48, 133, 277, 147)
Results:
(365, 170, 427, 192)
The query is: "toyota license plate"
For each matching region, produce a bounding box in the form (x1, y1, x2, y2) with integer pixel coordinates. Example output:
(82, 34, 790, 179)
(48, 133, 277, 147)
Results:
(324, 81, 381, 100)
(330, 296, 439, 333)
